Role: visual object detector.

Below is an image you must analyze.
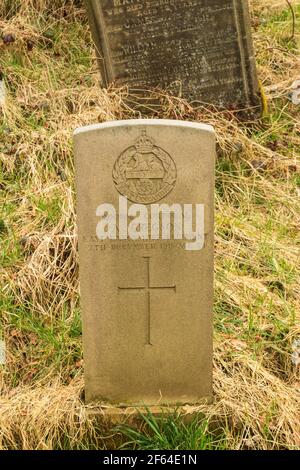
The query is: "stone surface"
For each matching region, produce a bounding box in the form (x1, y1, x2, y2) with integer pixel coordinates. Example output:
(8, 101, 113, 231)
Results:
(74, 119, 215, 405)
(87, 404, 205, 426)
(85, 0, 261, 111)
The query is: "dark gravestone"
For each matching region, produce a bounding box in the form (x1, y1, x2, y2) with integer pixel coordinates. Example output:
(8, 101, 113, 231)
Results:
(85, 0, 261, 112)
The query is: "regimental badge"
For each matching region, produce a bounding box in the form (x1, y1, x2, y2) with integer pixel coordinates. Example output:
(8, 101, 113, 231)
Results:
(112, 130, 177, 204)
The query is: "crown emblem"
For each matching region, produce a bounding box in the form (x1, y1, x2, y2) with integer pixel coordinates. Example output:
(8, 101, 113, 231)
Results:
(113, 130, 177, 204)
(134, 130, 155, 154)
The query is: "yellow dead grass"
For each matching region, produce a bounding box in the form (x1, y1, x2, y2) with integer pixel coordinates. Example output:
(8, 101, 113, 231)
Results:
(0, 0, 299, 450)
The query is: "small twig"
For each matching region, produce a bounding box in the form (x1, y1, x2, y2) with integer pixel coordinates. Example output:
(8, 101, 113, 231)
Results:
(286, 0, 296, 40)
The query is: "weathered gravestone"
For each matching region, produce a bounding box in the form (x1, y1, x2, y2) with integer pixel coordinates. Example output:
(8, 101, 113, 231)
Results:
(85, 0, 261, 112)
(74, 120, 215, 405)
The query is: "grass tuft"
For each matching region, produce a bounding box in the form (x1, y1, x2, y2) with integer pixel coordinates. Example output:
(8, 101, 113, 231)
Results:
(117, 412, 226, 450)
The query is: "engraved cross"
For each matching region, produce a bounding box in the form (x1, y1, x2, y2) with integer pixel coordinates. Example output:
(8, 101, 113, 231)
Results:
(118, 257, 176, 346)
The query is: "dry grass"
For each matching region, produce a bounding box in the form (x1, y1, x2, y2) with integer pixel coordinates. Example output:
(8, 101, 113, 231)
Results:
(0, 0, 300, 450)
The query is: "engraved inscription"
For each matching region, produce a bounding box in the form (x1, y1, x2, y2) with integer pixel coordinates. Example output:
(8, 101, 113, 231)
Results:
(85, 0, 261, 109)
(118, 256, 176, 345)
(112, 130, 177, 204)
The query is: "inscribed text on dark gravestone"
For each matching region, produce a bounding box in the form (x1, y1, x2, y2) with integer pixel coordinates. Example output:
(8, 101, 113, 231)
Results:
(86, 0, 261, 111)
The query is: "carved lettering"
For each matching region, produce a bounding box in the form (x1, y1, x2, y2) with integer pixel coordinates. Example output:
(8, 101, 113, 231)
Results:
(86, 0, 261, 110)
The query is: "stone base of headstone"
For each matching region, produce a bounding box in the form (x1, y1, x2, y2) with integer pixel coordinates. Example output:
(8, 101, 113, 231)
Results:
(86, 403, 211, 427)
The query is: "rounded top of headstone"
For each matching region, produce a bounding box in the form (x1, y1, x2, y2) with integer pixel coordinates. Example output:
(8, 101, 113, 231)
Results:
(73, 119, 215, 137)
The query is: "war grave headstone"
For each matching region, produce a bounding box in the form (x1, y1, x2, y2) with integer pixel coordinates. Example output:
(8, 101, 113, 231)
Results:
(74, 119, 216, 408)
